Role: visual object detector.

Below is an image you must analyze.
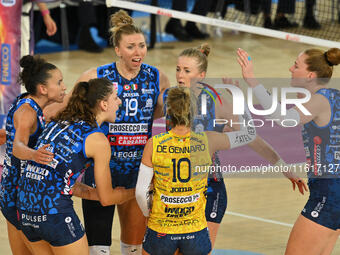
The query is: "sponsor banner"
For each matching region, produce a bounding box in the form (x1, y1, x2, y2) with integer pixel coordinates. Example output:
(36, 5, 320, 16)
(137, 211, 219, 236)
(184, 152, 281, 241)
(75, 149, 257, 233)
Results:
(113, 150, 142, 159)
(25, 163, 49, 181)
(0, 0, 22, 128)
(109, 123, 148, 134)
(141, 88, 154, 94)
(165, 206, 195, 218)
(160, 193, 200, 205)
(108, 134, 148, 146)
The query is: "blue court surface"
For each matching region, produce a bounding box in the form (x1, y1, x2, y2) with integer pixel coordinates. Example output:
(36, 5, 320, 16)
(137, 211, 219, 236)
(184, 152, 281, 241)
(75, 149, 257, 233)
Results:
(212, 250, 264, 255)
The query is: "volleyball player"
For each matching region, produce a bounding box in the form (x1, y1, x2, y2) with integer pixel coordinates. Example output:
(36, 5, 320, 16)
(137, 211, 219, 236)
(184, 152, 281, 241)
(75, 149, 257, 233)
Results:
(74, 10, 170, 255)
(17, 78, 135, 255)
(0, 55, 66, 255)
(163, 44, 307, 250)
(237, 47, 340, 255)
(135, 86, 257, 255)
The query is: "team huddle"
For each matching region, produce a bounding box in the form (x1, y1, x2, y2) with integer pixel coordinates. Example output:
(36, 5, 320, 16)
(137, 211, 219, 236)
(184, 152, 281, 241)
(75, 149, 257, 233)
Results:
(1, 9, 340, 255)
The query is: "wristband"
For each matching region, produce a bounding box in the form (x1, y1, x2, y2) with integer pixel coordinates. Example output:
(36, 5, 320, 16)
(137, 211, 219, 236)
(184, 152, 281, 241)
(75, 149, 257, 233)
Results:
(41, 9, 50, 17)
(225, 103, 256, 149)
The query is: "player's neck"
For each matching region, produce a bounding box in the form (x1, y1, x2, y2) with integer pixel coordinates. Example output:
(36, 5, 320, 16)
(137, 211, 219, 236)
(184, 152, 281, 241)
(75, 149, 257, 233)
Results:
(171, 125, 190, 136)
(26, 94, 49, 110)
(116, 61, 140, 80)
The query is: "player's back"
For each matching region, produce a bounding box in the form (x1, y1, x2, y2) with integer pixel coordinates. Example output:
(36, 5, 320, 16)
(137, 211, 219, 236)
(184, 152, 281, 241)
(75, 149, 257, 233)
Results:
(149, 130, 212, 234)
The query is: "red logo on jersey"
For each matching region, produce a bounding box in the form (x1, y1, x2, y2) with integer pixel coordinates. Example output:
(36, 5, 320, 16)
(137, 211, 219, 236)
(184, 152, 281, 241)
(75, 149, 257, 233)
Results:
(108, 135, 148, 146)
(123, 84, 138, 91)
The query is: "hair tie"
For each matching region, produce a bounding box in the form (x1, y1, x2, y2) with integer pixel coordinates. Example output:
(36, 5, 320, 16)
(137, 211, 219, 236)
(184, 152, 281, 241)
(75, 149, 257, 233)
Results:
(324, 52, 334, 66)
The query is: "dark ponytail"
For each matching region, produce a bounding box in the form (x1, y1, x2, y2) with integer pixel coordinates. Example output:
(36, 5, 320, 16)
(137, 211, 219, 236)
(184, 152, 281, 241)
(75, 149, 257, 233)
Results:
(53, 78, 113, 126)
(19, 55, 57, 95)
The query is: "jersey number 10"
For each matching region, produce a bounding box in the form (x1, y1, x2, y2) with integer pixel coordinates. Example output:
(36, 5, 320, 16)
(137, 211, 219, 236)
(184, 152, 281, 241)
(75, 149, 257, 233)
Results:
(172, 158, 191, 183)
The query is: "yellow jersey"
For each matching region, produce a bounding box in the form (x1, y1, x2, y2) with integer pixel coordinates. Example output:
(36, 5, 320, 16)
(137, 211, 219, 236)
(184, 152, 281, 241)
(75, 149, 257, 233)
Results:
(148, 130, 212, 234)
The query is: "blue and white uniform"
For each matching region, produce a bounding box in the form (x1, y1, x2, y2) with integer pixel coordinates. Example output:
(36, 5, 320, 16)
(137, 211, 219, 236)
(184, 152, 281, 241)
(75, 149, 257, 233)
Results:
(17, 120, 101, 246)
(82, 62, 161, 247)
(0, 94, 45, 230)
(163, 86, 228, 224)
(301, 88, 340, 230)
(84, 63, 160, 189)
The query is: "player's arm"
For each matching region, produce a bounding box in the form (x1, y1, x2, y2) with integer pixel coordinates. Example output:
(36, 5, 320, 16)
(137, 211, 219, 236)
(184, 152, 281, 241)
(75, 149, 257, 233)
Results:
(251, 85, 329, 126)
(71, 182, 99, 200)
(136, 138, 154, 217)
(237, 48, 328, 126)
(247, 136, 280, 164)
(218, 95, 280, 164)
(85, 132, 135, 206)
(43, 68, 98, 121)
(13, 105, 53, 164)
(293, 93, 330, 125)
(0, 129, 6, 145)
(206, 104, 256, 156)
(154, 69, 170, 119)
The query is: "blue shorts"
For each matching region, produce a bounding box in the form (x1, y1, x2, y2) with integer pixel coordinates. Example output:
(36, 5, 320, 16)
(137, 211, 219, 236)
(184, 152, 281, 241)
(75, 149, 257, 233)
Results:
(84, 165, 138, 189)
(301, 179, 340, 230)
(20, 209, 85, 246)
(1, 205, 20, 230)
(111, 171, 139, 188)
(205, 179, 227, 223)
(143, 227, 211, 255)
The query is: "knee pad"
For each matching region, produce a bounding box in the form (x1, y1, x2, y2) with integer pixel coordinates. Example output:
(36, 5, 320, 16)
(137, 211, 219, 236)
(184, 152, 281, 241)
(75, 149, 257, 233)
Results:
(120, 242, 142, 255)
(89, 245, 110, 255)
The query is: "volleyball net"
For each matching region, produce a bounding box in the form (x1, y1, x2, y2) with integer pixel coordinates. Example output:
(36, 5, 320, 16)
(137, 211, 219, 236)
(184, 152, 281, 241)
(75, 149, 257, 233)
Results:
(106, 0, 340, 48)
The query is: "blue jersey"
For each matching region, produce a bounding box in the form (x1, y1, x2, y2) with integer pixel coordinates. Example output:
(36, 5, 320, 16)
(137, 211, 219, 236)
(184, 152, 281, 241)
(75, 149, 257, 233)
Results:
(302, 88, 340, 179)
(0, 94, 45, 209)
(163, 87, 224, 183)
(17, 120, 101, 214)
(97, 62, 160, 178)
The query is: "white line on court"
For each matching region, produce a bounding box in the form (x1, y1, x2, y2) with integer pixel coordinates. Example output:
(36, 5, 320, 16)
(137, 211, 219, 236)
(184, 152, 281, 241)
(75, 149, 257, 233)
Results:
(226, 211, 294, 228)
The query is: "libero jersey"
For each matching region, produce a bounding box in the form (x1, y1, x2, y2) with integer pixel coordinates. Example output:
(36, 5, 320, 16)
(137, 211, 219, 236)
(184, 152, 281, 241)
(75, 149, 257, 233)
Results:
(0, 94, 45, 209)
(163, 87, 224, 182)
(302, 88, 340, 180)
(98, 63, 160, 177)
(148, 130, 212, 234)
(17, 120, 101, 214)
